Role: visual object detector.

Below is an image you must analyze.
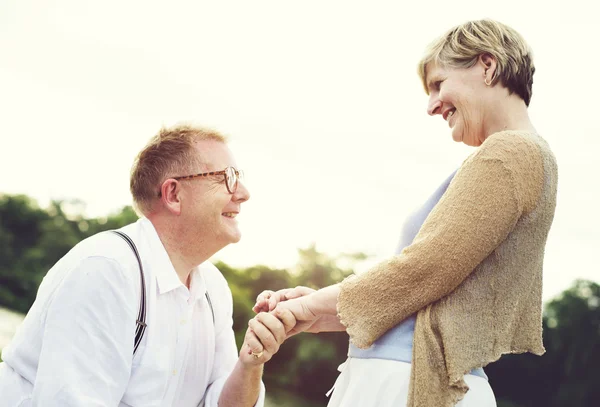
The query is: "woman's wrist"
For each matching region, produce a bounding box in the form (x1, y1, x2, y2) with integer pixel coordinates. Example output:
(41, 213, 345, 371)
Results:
(309, 284, 341, 316)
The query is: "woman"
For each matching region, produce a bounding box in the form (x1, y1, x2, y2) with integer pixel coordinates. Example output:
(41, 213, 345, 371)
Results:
(255, 19, 558, 407)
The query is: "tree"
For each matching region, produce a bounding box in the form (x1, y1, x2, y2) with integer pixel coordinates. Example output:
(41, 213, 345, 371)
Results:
(486, 280, 600, 407)
(2, 193, 599, 406)
(0, 194, 138, 313)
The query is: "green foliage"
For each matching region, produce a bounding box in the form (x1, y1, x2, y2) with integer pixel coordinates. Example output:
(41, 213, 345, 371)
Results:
(1, 193, 599, 405)
(486, 279, 600, 407)
(216, 242, 358, 403)
(0, 194, 138, 313)
(497, 401, 525, 407)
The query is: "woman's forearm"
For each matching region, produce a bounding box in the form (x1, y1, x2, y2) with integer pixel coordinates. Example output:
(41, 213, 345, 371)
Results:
(308, 284, 341, 316)
(308, 314, 347, 333)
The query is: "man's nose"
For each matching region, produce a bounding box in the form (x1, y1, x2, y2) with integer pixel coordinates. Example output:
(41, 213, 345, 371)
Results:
(233, 181, 250, 203)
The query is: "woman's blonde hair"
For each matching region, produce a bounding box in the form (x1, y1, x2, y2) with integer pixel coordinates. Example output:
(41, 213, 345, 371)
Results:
(417, 19, 535, 106)
(130, 124, 227, 215)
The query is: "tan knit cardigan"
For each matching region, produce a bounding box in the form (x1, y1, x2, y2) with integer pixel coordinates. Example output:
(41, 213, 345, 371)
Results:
(338, 131, 558, 406)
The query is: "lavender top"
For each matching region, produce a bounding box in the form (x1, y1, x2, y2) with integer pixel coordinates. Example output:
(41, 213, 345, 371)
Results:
(347, 170, 487, 380)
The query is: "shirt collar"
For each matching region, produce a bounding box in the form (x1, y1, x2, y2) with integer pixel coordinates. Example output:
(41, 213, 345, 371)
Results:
(188, 266, 208, 302)
(139, 217, 184, 295)
(139, 218, 211, 299)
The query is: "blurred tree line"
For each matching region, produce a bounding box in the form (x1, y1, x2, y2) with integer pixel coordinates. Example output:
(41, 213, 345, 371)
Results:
(0, 193, 598, 406)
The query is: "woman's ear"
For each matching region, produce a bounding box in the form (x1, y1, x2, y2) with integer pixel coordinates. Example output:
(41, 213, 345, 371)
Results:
(479, 53, 498, 84)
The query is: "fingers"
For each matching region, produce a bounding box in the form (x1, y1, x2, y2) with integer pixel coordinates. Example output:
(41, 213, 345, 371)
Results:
(273, 307, 296, 334)
(283, 286, 316, 300)
(274, 297, 309, 321)
(267, 292, 283, 312)
(249, 313, 285, 354)
(253, 286, 317, 313)
(240, 311, 296, 366)
(253, 289, 292, 313)
(244, 328, 264, 356)
(253, 290, 276, 313)
(241, 328, 268, 366)
(269, 286, 315, 310)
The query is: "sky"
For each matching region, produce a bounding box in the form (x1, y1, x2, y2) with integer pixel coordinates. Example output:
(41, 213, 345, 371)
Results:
(1, 0, 598, 302)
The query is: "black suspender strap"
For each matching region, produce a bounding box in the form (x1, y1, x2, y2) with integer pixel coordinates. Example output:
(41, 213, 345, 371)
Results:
(205, 291, 215, 324)
(110, 230, 216, 356)
(110, 230, 147, 355)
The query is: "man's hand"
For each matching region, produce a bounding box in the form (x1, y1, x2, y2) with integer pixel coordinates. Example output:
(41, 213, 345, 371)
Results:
(220, 310, 296, 407)
(253, 286, 316, 313)
(239, 309, 296, 366)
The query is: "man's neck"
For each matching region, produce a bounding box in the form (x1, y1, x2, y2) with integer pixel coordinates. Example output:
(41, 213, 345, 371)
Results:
(148, 215, 212, 288)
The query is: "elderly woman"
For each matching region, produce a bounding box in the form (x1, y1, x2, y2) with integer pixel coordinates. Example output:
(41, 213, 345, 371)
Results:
(254, 19, 558, 407)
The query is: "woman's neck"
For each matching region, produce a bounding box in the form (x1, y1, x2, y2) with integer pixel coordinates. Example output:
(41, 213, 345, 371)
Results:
(483, 94, 536, 140)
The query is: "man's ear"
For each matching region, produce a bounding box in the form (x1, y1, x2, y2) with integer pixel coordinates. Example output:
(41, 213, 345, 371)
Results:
(479, 53, 498, 83)
(159, 179, 182, 215)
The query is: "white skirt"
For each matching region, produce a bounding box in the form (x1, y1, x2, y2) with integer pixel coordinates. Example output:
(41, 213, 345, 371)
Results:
(326, 358, 497, 407)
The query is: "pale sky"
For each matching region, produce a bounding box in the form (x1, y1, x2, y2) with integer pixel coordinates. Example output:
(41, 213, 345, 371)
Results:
(1, 0, 598, 302)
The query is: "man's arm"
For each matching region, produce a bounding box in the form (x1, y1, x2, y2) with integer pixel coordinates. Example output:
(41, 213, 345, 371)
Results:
(33, 256, 137, 405)
(217, 311, 295, 407)
(201, 274, 295, 407)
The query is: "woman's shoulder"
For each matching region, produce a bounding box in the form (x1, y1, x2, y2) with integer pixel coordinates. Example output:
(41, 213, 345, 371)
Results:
(464, 130, 556, 212)
(471, 130, 554, 170)
(483, 129, 544, 152)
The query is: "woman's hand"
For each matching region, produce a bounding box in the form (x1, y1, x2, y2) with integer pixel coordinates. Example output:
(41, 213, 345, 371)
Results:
(253, 286, 316, 313)
(274, 285, 346, 337)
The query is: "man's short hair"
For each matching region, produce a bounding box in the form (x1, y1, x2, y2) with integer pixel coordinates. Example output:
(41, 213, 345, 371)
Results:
(130, 124, 227, 215)
(417, 19, 535, 106)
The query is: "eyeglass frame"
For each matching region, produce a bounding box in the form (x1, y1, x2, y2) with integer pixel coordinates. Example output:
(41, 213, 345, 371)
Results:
(172, 166, 243, 194)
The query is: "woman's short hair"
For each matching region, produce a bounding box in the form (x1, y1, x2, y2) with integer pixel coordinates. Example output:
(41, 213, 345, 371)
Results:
(130, 124, 227, 215)
(418, 19, 535, 106)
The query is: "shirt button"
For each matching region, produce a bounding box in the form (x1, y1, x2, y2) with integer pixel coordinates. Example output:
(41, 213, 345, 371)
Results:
(180, 319, 187, 325)
(172, 370, 177, 376)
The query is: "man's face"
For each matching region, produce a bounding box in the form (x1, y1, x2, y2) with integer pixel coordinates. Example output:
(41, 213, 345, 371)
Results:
(180, 140, 250, 252)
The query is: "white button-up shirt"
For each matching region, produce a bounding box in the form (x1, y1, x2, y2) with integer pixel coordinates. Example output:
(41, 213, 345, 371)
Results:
(0, 218, 265, 406)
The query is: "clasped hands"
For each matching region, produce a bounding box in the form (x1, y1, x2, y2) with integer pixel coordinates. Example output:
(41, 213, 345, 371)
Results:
(241, 285, 344, 367)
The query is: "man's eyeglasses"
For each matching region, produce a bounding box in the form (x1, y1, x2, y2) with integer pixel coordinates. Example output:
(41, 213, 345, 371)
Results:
(173, 166, 243, 194)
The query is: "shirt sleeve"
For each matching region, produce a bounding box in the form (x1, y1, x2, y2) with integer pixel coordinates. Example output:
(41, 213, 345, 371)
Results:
(338, 133, 544, 349)
(32, 256, 138, 405)
(201, 280, 265, 407)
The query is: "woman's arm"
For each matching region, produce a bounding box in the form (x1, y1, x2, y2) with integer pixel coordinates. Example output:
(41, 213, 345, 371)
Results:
(337, 133, 544, 348)
(258, 286, 346, 336)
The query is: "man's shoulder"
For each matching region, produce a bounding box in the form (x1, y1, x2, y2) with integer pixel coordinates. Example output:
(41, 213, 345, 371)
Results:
(200, 262, 232, 295)
(56, 223, 145, 283)
(33, 227, 142, 313)
(74, 228, 141, 264)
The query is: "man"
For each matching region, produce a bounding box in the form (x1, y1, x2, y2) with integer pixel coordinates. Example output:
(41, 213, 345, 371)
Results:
(0, 125, 292, 406)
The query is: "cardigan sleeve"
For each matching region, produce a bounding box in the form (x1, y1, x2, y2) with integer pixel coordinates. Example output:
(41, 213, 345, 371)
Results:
(338, 132, 544, 349)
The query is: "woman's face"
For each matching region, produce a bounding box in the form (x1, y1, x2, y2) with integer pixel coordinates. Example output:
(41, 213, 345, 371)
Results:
(425, 59, 493, 147)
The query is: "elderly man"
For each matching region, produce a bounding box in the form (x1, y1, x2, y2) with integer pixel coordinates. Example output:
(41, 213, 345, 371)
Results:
(0, 125, 292, 406)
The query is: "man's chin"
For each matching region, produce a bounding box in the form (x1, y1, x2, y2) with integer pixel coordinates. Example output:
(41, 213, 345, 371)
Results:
(227, 231, 242, 244)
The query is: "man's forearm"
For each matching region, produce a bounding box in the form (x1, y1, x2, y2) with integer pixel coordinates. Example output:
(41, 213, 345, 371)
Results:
(218, 359, 263, 407)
